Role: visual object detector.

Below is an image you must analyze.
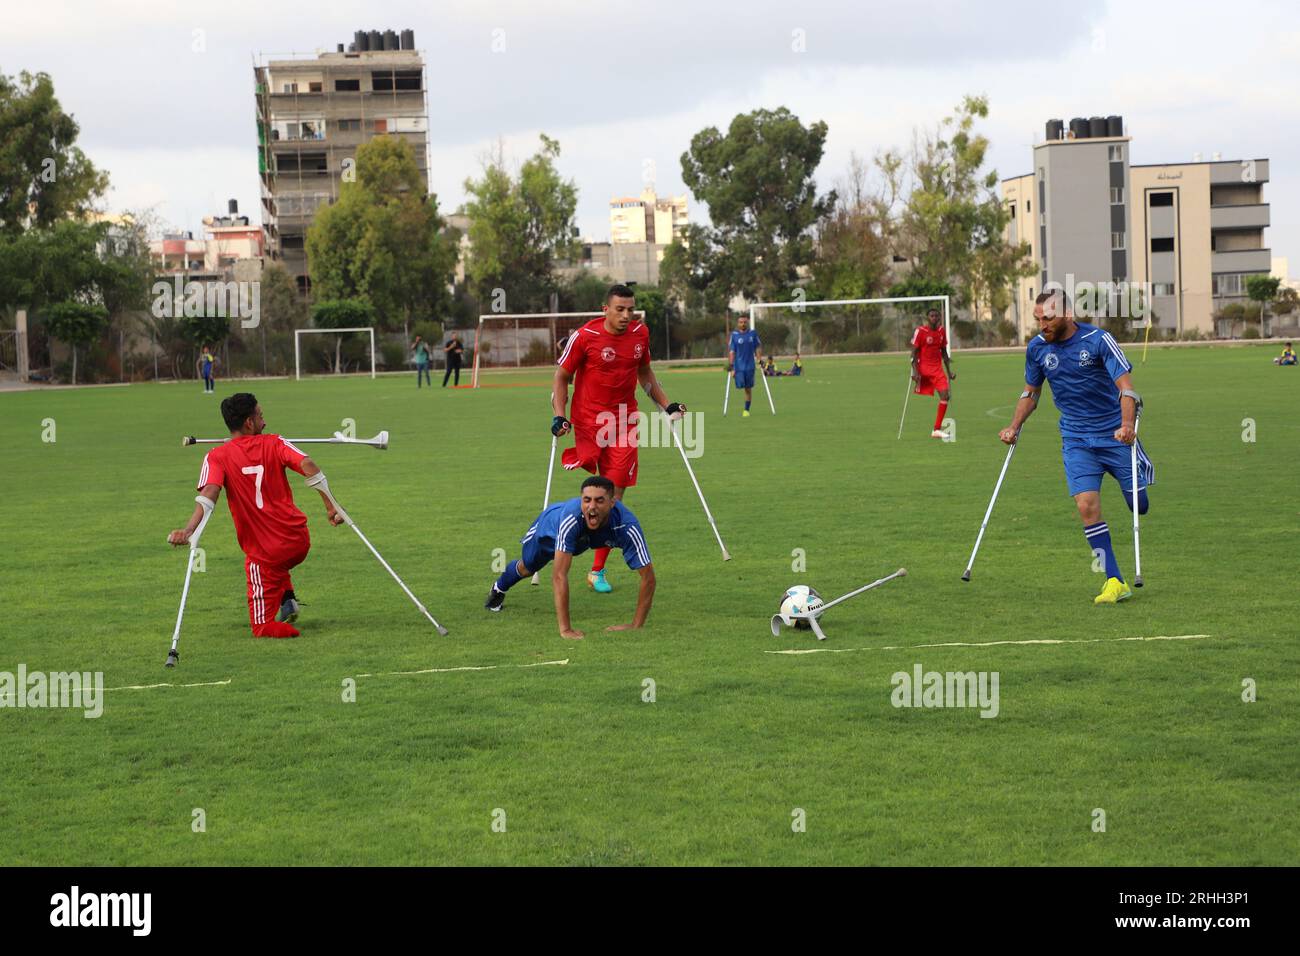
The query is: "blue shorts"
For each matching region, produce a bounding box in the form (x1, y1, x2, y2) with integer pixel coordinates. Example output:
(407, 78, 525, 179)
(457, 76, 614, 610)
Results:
(734, 367, 755, 389)
(1061, 434, 1155, 497)
(520, 527, 554, 572)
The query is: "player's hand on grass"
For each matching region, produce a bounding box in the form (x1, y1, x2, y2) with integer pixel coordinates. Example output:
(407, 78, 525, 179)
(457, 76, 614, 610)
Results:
(560, 627, 584, 640)
(167, 529, 190, 546)
(552, 416, 571, 437)
(998, 427, 1018, 445)
(605, 623, 639, 632)
(1114, 424, 1136, 445)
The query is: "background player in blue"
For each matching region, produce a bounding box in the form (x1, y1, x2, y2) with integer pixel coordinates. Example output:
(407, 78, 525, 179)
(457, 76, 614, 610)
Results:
(999, 290, 1154, 605)
(728, 315, 764, 417)
(485, 476, 656, 639)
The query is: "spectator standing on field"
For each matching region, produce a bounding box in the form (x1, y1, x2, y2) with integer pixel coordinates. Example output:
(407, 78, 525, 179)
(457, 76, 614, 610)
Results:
(412, 335, 432, 388)
(198, 345, 217, 394)
(443, 335, 465, 387)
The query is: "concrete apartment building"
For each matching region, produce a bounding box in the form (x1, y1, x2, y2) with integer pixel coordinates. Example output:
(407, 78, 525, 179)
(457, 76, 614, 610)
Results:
(609, 187, 689, 245)
(1002, 117, 1271, 340)
(255, 28, 429, 293)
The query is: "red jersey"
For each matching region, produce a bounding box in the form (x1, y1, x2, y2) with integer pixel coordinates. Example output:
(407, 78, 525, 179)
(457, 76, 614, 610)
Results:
(911, 324, 948, 371)
(197, 433, 310, 560)
(558, 317, 651, 427)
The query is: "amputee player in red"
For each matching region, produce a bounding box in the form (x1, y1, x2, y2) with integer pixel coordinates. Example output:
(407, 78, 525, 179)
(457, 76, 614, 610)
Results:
(910, 307, 957, 439)
(167, 392, 344, 638)
(551, 283, 686, 594)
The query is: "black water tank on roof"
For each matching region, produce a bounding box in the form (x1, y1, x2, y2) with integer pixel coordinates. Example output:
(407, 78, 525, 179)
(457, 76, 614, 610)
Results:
(383, 30, 398, 50)
(1089, 116, 1106, 138)
(1046, 119, 1064, 141)
(368, 30, 382, 50)
(1069, 117, 1088, 139)
(400, 28, 414, 50)
(354, 30, 368, 52)
(228, 199, 238, 215)
(1106, 115, 1123, 137)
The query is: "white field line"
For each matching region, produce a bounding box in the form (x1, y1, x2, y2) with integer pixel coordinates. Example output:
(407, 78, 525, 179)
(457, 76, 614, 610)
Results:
(356, 658, 569, 678)
(0, 679, 233, 700)
(767, 634, 1212, 656)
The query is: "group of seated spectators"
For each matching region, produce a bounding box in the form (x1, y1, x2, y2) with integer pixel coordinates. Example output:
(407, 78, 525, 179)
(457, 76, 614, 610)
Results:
(762, 354, 803, 377)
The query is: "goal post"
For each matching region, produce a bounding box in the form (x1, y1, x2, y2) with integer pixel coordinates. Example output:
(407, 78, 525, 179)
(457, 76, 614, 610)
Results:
(294, 327, 377, 381)
(747, 295, 952, 359)
(471, 311, 646, 388)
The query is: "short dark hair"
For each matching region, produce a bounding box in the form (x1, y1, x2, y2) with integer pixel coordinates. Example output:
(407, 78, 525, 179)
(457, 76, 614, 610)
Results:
(581, 475, 616, 497)
(221, 392, 258, 432)
(606, 283, 635, 302)
(926, 307, 940, 316)
(1035, 288, 1072, 312)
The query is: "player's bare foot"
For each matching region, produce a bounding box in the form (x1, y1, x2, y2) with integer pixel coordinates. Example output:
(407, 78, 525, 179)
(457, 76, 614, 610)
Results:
(606, 623, 638, 632)
(560, 628, 585, 640)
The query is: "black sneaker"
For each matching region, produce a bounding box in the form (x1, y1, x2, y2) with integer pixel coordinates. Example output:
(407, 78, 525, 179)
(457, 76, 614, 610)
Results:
(485, 585, 506, 612)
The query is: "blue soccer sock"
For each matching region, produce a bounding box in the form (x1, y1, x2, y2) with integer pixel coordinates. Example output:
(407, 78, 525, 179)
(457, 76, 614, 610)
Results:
(1084, 522, 1123, 581)
(744, 400, 751, 411)
(494, 559, 526, 593)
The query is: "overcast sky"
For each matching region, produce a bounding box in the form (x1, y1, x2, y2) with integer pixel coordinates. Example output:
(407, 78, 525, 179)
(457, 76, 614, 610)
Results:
(2, 0, 1294, 269)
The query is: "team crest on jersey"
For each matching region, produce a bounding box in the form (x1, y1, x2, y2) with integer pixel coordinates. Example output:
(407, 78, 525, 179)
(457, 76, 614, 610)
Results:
(601, 346, 616, 362)
(634, 343, 643, 359)
(925, 336, 935, 345)
(1078, 349, 1093, 367)
(1044, 353, 1059, 371)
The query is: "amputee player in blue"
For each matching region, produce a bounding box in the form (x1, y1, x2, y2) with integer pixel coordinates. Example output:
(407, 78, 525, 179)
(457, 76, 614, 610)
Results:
(728, 315, 764, 417)
(485, 476, 656, 640)
(999, 290, 1154, 605)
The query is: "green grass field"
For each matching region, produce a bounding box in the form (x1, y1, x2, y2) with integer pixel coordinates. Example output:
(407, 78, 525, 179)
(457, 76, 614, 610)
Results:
(2, 344, 1297, 865)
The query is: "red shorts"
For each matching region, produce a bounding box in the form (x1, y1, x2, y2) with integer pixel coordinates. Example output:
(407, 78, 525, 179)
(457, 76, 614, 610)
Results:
(245, 535, 309, 632)
(562, 420, 639, 488)
(914, 368, 949, 395)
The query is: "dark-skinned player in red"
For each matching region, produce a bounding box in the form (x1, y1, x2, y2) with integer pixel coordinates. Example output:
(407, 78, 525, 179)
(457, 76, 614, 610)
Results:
(167, 392, 344, 637)
(551, 283, 686, 594)
(910, 307, 957, 438)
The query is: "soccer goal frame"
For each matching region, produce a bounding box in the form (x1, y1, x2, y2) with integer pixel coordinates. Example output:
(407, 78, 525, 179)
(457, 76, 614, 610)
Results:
(748, 295, 952, 357)
(471, 311, 646, 388)
(294, 327, 376, 381)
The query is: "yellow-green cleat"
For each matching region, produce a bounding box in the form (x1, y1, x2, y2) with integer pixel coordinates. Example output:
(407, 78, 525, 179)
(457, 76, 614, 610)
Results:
(1094, 577, 1133, 605)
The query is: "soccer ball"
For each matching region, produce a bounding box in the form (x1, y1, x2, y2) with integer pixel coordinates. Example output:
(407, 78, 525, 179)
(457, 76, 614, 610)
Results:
(779, 585, 823, 630)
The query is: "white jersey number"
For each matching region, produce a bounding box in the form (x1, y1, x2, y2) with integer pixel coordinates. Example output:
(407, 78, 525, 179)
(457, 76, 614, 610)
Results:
(241, 465, 265, 509)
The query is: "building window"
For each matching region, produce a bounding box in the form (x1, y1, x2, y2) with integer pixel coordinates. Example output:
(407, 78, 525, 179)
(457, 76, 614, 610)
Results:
(1111, 232, 1126, 250)
(1214, 274, 1245, 296)
(334, 79, 361, 92)
(1152, 283, 1175, 295)
(1151, 237, 1175, 252)
(1026, 199, 1031, 213)
(335, 119, 361, 132)
(308, 82, 322, 93)
(1149, 192, 1174, 207)
(281, 83, 298, 93)
(1037, 166, 1045, 180)
(1110, 186, 1124, 203)
(1109, 145, 1124, 161)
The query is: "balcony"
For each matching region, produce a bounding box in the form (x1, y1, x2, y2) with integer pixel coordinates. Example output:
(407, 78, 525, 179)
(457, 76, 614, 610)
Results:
(1211, 248, 1271, 274)
(1210, 159, 1269, 185)
(1211, 203, 1270, 231)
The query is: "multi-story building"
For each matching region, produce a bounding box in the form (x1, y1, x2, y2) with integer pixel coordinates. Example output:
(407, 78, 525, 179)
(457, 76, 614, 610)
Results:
(609, 188, 688, 245)
(255, 28, 428, 293)
(150, 201, 264, 278)
(1002, 117, 1271, 340)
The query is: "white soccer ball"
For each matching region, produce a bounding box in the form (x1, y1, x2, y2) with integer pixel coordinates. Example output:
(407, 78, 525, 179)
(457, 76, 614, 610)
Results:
(779, 585, 823, 630)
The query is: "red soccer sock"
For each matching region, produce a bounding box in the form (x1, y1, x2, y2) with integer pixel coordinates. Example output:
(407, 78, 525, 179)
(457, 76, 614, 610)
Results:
(591, 547, 611, 573)
(253, 621, 300, 639)
(934, 401, 948, 431)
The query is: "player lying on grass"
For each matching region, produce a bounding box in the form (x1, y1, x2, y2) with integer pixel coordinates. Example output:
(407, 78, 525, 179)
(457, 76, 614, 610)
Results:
(167, 392, 345, 638)
(552, 283, 684, 595)
(911, 307, 956, 438)
(999, 290, 1154, 605)
(485, 476, 655, 640)
(728, 314, 764, 416)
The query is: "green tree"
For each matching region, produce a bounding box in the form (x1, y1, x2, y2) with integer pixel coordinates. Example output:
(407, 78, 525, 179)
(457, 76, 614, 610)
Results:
(312, 298, 376, 373)
(462, 135, 579, 312)
(810, 153, 893, 302)
(307, 137, 455, 335)
(633, 286, 671, 359)
(1246, 274, 1281, 336)
(42, 301, 108, 384)
(680, 107, 835, 303)
(0, 71, 108, 238)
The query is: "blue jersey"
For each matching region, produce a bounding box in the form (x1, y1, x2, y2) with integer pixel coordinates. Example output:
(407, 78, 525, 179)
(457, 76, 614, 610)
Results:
(729, 329, 761, 370)
(522, 497, 651, 570)
(1025, 322, 1132, 438)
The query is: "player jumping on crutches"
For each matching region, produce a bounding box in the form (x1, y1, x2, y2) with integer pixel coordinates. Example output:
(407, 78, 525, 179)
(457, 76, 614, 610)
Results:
(995, 290, 1154, 604)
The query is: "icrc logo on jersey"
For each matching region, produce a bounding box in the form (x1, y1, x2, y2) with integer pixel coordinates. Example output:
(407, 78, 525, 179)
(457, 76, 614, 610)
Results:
(1044, 354, 1059, 371)
(601, 346, 616, 362)
(634, 343, 644, 359)
(1079, 349, 1093, 367)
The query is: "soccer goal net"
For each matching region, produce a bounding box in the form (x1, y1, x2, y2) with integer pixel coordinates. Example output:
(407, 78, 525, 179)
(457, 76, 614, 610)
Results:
(471, 311, 646, 387)
(294, 327, 377, 380)
(748, 296, 952, 360)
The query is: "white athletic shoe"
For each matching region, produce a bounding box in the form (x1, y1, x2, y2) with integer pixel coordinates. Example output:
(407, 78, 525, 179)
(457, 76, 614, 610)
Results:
(930, 429, 946, 438)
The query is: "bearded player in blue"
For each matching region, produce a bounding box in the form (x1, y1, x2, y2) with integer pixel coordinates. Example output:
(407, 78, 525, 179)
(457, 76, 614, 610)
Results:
(728, 315, 764, 417)
(485, 476, 655, 639)
(999, 290, 1154, 604)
